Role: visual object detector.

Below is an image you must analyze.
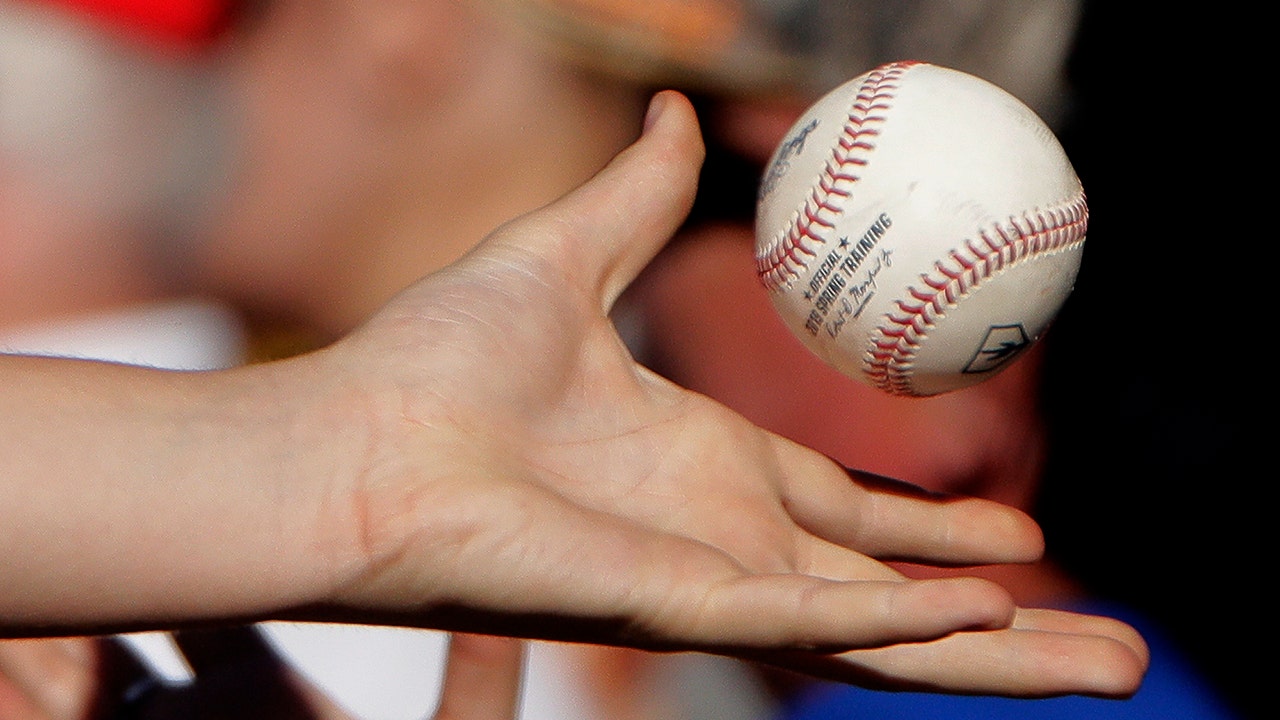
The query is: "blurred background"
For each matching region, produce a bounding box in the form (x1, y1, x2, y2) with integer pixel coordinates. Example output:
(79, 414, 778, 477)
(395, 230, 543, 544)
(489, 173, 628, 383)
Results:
(1, 1, 1259, 719)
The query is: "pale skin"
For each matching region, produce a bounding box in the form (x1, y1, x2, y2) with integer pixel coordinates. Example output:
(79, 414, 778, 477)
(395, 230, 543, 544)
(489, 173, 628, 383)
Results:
(0, 93, 1145, 699)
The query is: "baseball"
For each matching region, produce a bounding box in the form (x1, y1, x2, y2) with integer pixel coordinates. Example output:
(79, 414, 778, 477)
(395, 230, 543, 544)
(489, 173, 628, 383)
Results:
(755, 61, 1087, 397)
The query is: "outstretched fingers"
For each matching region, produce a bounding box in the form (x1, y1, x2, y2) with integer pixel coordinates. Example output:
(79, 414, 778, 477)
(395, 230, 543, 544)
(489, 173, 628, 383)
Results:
(1011, 607, 1149, 669)
(742, 450, 1147, 698)
(579, 520, 1018, 652)
(422, 492, 1019, 656)
(766, 536, 1149, 697)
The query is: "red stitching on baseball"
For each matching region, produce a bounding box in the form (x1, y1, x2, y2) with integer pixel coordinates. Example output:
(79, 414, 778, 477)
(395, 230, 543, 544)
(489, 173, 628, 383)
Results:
(864, 195, 1089, 395)
(756, 61, 918, 290)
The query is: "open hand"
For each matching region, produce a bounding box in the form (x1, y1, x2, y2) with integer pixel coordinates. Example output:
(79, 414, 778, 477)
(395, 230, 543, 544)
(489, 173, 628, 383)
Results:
(278, 91, 1146, 698)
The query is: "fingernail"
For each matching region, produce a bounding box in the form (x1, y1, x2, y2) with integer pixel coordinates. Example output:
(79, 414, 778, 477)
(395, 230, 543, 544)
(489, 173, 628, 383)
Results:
(644, 92, 668, 134)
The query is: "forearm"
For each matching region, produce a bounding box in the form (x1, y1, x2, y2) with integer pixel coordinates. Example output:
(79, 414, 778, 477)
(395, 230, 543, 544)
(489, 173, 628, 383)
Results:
(0, 354, 358, 636)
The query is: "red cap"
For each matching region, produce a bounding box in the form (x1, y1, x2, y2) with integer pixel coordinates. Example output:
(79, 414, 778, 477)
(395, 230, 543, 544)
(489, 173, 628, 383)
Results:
(20, 0, 234, 50)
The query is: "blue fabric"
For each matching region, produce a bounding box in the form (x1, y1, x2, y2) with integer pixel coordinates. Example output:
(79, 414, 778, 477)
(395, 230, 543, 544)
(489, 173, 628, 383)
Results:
(775, 601, 1241, 720)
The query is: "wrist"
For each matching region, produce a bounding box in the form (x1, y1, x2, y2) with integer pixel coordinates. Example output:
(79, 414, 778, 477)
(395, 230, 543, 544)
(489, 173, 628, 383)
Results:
(227, 351, 382, 620)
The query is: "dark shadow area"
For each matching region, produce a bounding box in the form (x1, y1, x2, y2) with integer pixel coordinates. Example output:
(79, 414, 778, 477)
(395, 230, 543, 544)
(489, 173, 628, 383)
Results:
(1039, 2, 1259, 718)
(88, 628, 324, 720)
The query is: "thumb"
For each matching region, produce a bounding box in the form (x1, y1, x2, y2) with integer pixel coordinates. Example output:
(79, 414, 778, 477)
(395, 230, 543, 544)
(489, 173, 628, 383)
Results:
(486, 90, 705, 311)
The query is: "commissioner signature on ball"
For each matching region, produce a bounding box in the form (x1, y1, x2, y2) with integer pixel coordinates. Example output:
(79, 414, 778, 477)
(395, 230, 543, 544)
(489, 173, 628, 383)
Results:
(848, 251, 891, 306)
(825, 250, 891, 338)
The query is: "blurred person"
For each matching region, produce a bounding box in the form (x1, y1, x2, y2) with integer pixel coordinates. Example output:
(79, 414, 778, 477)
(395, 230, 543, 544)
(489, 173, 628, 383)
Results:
(0, 0, 230, 331)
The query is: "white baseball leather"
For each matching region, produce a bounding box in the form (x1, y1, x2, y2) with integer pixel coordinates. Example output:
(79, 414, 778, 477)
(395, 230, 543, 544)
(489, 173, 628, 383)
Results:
(755, 61, 1086, 397)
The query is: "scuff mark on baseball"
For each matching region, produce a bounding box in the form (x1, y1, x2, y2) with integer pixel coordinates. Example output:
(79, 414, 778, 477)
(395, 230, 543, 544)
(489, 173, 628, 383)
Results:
(755, 60, 1086, 397)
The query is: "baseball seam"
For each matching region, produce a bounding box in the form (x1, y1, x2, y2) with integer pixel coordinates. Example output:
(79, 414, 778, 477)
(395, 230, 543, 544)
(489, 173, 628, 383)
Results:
(866, 194, 1088, 395)
(755, 61, 917, 290)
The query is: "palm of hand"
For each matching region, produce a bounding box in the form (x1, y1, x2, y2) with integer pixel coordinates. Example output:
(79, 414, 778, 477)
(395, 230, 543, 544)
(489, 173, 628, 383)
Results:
(330, 223, 874, 642)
